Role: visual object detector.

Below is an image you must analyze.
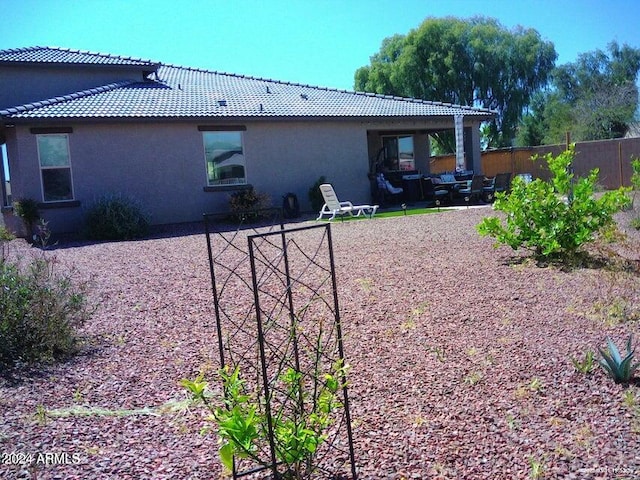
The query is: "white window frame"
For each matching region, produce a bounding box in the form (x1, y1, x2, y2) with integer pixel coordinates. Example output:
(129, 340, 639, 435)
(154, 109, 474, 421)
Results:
(202, 129, 247, 186)
(36, 133, 75, 202)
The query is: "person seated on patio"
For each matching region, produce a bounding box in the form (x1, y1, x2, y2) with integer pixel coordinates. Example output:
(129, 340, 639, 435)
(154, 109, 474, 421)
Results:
(376, 173, 404, 204)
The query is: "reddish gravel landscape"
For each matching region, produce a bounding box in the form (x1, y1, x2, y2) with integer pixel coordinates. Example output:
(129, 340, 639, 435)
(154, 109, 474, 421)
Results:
(2, 206, 640, 479)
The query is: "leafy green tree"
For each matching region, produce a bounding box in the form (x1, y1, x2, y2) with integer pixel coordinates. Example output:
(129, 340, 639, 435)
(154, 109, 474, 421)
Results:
(355, 16, 557, 149)
(518, 41, 640, 144)
(516, 90, 574, 146)
(516, 92, 548, 146)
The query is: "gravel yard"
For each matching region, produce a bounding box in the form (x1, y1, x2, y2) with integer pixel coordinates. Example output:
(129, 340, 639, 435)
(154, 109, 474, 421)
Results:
(2, 206, 640, 479)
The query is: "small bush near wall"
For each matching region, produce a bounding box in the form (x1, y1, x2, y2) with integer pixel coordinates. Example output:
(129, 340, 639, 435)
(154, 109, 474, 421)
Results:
(0, 247, 92, 370)
(228, 187, 271, 221)
(85, 194, 150, 241)
(12, 197, 40, 240)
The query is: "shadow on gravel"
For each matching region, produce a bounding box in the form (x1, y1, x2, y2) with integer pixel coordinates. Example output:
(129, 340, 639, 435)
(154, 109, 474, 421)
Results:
(501, 250, 640, 274)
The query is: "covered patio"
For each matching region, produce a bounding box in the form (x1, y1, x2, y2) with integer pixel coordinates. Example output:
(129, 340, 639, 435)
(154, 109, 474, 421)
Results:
(365, 111, 492, 206)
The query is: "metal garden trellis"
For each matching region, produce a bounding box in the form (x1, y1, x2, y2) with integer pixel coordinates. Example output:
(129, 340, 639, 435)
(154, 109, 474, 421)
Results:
(204, 209, 357, 479)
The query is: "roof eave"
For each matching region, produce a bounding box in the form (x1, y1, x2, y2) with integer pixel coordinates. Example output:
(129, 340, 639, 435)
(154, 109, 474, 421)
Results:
(0, 112, 497, 125)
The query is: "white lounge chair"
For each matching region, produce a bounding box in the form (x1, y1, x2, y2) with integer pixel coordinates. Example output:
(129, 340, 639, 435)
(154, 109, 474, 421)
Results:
(316, 183, 378, 221)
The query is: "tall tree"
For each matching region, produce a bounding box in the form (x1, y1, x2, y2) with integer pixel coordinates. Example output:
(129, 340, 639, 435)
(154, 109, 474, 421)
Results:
(518, 41, 640, 145)
(355, 16, 557, 149)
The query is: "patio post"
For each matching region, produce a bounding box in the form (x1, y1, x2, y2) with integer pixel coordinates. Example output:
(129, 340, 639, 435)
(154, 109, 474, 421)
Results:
(455, 114, 465, 172)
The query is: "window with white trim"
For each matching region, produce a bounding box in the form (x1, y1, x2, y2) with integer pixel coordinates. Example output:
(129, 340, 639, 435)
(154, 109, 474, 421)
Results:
(36, 134, 74, 201)
(202, 130, 246, 186)
(382, 135, 415, 171)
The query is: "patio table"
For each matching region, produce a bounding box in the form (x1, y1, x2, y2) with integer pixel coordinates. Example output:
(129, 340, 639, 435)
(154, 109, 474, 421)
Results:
(436, 180, 469, 202)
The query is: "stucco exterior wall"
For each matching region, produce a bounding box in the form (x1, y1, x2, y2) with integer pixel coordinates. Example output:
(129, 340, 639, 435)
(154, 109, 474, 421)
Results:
(4, 119, 375, 233)
(247, 121, 370, 210)
(3, 114, 488, 235)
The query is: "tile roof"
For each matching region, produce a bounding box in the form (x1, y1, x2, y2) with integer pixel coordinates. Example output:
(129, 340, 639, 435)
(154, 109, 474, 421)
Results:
(0, 46, 158, 67)
(0, 47, 495, 121)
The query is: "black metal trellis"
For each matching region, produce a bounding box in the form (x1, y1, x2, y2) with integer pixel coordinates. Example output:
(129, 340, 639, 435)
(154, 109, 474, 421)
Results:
(204, 210, 357, 479)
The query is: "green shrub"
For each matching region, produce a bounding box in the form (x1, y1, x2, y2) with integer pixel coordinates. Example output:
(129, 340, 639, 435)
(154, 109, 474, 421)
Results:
(631, 158, 640, 195)
(228, 187, 271, 221)
(182, 362, 346, 478)
(571, 350, 596, 374)
(13, 197, 40, 240)
(477, 145, 630, 259)
(308, 176, 327, 213)
(631, 158, 640, 226)
(85, 194, 149, 241)
(0, 226, 13, 240)
(32, 218, 53, 249)
(0, 226, 15, 261)
(0, 253, 91, 369)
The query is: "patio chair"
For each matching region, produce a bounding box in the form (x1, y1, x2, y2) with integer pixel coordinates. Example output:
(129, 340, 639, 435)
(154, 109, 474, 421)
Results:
(458, 175, 485, 206)
(316, 183, 379, 221)
(484, 172, 511, 202)
(496, 172, 511, 192)
(376, 173, 404, 205)
(421, 177, 448, 207)
(483, 176, 496, 202)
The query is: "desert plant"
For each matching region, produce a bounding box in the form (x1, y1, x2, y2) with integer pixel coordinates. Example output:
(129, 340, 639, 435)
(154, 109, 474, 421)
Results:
(528, 377, 545, 393)
(32, 218, 53, 249)
(463, 371, 483, 385)
(622, 389, 637, 408)
(0, 252, 92, 369)
(477, 145, 630, 260)
(571, 350, 596, 374)
(598, 335, 639, 384)
(182, 362, 346, 479)
(0, 226, 14, 260)
(228, 187, 271, 221)
(528, 455, 545, 479)
(0, 226, 13, 241)
(308, 176, 327, 213)
(12, 197, 40, 241)
(85, 194, 149, 241)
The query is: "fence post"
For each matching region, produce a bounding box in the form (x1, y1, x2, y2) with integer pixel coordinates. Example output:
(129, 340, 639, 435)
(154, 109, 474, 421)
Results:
(619, 141, 624, 188)
(510, 148, 515, 176)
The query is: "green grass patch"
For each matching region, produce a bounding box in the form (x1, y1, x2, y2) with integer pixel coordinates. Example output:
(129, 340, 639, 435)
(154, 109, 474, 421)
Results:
(318, 207, 441, 222)
(376, 207, 441, 219)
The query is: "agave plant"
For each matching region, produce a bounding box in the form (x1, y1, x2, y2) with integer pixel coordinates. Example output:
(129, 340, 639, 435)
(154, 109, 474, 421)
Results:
(598, 335, 640, 384)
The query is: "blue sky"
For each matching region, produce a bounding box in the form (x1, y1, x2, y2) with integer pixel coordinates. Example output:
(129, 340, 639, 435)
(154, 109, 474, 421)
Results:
(3, 0, 640, 91)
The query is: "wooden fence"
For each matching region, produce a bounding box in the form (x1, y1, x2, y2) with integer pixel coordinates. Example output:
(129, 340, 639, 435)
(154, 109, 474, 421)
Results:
(431, 137, 640, 189)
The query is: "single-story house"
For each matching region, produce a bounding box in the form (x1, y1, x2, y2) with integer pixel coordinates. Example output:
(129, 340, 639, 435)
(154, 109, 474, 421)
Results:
(0, 46, 495, 234)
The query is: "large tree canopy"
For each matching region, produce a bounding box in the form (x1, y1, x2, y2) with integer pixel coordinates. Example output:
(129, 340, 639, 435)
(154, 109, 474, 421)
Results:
(354, 16, 557, 148)
(517, 41, 640, 145)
